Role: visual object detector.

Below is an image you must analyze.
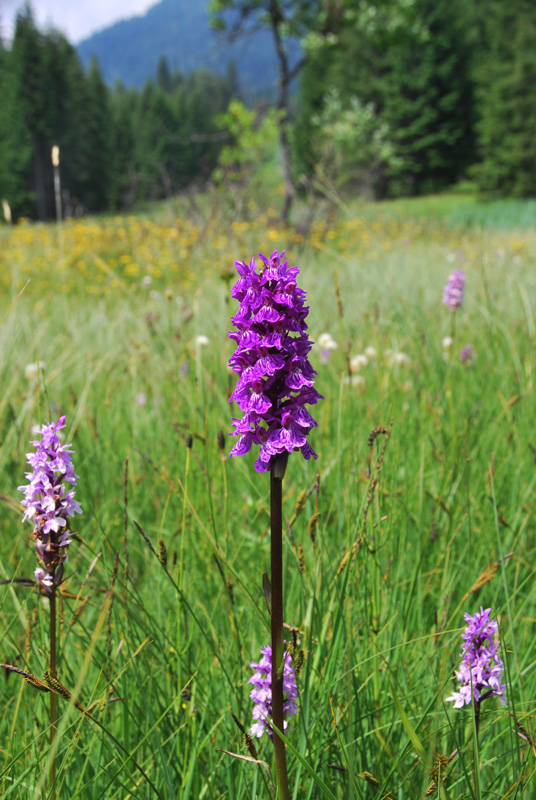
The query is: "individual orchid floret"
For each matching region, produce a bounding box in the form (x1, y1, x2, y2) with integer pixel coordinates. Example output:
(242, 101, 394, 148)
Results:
(18, 416, 82, 591)
(228, 250, 323, 473)
(443, 270, 465, 311)
(446, 607, 506, 708)
(249, 644, 298, 739)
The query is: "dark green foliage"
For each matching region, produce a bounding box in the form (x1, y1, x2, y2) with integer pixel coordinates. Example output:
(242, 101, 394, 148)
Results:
(70, 57, 113, 212)
(130, 68, 234, 202)
(0, 32, 33, 215)
(378, 0, 475, 196)
(0, 9, 114, 218)
(293, 0, 477, 198)
(472, 0, 536, 197)
(156, 55, 173, 93)
(292, 26, 383, 182)
(0, 11, 236, 218)
(291, 43, 332, 180)
(2, 8, 48, 218)
(108, 84, 137, 210)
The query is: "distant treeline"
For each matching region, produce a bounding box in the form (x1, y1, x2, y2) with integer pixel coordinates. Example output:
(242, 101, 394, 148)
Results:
(0, 9, 236, 220)
(0, 0, 534, 220)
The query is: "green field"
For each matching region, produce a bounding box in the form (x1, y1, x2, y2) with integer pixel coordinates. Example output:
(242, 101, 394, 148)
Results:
(0, 191, 535, 798)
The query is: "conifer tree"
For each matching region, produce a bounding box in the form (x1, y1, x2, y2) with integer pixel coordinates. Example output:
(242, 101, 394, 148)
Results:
(0, 36, 34, 215)
(108, 83, 137, 209)
(75, 57, 113, 211)
(378, 0, 474, 195)
(157, 55, 173, 93)
(9, 7, 49, 217)
(473, 0, 536, 197)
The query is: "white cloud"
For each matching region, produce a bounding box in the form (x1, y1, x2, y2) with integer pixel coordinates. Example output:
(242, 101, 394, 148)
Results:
(1, 0, 156, 43)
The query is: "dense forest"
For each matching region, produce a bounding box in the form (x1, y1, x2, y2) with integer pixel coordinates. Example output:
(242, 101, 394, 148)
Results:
(0, 0, 534, 221)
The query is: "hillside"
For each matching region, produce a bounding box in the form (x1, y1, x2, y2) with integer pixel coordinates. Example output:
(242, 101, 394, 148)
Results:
(76, 0, 299, 96)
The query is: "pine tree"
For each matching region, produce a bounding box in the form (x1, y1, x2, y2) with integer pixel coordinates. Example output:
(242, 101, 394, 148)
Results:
(378, 0, 475, 196)
(9, 8, 50, 218)
(157, 56, 173, 93)
(473, 0, 536, 197)
(108, 83, 137, 209)
(1, 8, 95, 218)
(75, 57, 113, 211)
(0, 37, 34, 215)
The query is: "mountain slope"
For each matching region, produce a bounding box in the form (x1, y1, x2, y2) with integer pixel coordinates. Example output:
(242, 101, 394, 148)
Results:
(76, 0, 298, 95)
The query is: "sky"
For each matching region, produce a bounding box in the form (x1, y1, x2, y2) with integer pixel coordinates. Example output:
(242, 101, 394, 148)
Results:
(1, 0, 157, 43)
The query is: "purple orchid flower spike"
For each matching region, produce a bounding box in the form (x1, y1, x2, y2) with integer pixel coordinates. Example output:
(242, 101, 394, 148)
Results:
(228, 249, 323, 473)
(443, 270, 466, 311)
(446, 607, 507, 708)
(18, 416, 82, 590)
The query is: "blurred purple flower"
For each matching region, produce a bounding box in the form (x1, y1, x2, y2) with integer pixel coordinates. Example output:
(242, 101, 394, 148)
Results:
(443, 270, 465, 311)
(18, 416, 82, 591)
(446, 607, 506, 708)
(459, 344, 475, 363)
(249, 644, 298, 738)
(228, 250, 322, 473)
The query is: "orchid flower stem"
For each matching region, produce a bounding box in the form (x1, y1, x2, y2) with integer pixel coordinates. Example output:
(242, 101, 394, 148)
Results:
(49, 585, 57, 800)
(270, 455, 290, 800)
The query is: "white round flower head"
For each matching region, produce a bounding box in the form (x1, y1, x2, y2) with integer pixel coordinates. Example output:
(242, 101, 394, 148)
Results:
(350, 354, 368, 373)
(344, 374, 365, 390)
(195, 335, 210, 348)
(442, 336, 453, 350)
(364, 346, 377, 360)
(394, 352, 411, 366)
(141, 275, 152, 288)
(24, 361, 45, 381)
(317, 332, 338, 351)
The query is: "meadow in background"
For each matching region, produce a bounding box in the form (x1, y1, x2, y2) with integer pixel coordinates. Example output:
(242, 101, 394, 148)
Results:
(0, 188, 535, 798)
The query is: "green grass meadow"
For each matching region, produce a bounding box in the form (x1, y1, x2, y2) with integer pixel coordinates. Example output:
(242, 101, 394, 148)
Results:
(0, 192, 535, 798)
